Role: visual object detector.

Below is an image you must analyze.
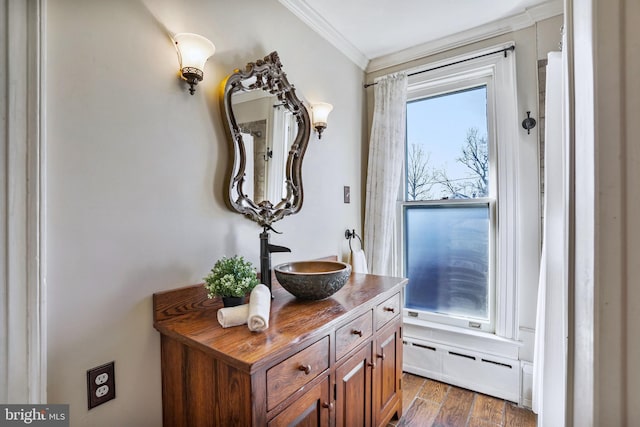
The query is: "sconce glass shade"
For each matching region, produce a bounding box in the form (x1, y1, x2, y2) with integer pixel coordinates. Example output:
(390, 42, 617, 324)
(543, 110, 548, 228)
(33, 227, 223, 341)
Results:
(312, 102, 333, 139)
(174, 33, 216, 95)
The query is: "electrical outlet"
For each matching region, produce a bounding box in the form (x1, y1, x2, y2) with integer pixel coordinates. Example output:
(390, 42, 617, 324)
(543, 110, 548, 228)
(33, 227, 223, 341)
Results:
(95, 373, 109, 385)
(96, 385, 109, 398)
(87, 361, 116, 409)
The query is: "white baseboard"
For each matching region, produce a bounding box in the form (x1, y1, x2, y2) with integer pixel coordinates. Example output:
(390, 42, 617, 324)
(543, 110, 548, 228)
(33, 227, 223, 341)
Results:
(403, 336, 522, 404)
(520, 362, 534, 409)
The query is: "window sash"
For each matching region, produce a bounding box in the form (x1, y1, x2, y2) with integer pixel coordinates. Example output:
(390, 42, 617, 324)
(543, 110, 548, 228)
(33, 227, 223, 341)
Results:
(401, 199, 496, 332)
(404, 85, 496, 201)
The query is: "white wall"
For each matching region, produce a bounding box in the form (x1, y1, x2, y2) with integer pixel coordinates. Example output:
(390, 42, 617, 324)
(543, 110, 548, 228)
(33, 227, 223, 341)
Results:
(45, 0, 364, 425)
(365, 19, 562, 363)
(536, 15, 563, 60)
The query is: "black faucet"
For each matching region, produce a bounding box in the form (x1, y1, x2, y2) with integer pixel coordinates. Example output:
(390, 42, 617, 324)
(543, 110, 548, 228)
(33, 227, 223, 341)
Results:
(259, 226, 291, 296)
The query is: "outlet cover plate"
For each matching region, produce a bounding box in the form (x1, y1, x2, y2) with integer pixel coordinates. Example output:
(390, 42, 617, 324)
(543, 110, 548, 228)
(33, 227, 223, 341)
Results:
(87, 361, 116, 409)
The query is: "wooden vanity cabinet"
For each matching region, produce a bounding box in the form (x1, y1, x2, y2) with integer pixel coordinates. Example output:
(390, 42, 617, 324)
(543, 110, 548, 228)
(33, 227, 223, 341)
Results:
(153, 272, 406, 426)
(333, 292, 403, 427)
(373, 322, 402, 427)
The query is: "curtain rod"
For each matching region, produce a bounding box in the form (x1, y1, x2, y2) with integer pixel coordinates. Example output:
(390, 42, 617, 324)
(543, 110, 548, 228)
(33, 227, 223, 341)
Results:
(363, 45, 515, 88)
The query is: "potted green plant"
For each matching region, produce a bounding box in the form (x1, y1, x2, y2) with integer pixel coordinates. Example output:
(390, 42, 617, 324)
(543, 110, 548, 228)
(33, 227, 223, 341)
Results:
(204, 255, 259, 307)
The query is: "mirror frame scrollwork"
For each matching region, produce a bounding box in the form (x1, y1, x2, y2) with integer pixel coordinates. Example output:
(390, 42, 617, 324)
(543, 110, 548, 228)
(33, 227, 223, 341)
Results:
(220, 51, 311, 227)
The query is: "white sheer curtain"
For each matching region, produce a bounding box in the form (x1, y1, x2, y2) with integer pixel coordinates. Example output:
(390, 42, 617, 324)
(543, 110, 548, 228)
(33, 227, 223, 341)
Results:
(364, 73, 408, 275)
(532, 51, 568, 424)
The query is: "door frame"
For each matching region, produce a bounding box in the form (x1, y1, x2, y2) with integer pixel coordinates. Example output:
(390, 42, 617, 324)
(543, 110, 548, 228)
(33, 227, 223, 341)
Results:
(0, 0, 46, 403)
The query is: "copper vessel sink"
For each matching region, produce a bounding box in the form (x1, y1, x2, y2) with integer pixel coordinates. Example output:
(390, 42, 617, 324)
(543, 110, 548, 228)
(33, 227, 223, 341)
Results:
(274, 261, 352, 300)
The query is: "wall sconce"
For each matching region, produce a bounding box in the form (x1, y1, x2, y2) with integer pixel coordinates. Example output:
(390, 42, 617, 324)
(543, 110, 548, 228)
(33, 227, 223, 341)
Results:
(173, 33, 216, 95)
(311, 102, 333, 139)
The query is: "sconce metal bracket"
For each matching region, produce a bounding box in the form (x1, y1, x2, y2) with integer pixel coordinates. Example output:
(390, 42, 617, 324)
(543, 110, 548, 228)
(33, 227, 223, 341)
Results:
(181, 67, 204, 95)
(522, 111, 536, 135)
(522, 111, 537, 135)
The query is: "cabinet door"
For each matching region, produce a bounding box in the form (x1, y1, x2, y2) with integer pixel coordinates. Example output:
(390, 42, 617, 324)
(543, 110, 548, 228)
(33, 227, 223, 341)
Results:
(373, 323, 402, 427)
(335, 344, 372, 427)
(268, 376, 331, 427)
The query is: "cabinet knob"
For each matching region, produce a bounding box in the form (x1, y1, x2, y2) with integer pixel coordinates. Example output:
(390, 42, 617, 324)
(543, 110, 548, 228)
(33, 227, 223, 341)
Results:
(352, 330, 363, 337)
(383, 307, 395, 313)
(367, 361, 376, 369)
(376, 353, 386, 360)
(322, 402, 334, 410)
(298, 364, 312, 375)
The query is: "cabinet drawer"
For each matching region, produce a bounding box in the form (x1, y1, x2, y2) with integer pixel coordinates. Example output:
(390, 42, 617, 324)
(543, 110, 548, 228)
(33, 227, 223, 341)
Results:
(335, 310, 373, 361)
(267, 336, 330, 411)
(268, 377, 330, 427)
(375, 293, 400, 330)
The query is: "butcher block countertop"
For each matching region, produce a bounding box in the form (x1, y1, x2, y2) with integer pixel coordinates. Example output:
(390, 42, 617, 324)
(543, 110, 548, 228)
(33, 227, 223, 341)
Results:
(153, 272, 408, 374)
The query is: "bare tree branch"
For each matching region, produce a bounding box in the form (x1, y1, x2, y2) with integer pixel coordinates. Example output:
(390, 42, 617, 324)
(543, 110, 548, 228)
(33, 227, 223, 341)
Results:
(456, 127, 489, 197)
(435, 127, 489, 199)
(406, 143, 436, 200)
(433, 169, 462, 198)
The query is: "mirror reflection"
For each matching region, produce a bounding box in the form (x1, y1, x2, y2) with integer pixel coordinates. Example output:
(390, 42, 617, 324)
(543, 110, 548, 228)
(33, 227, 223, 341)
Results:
(232, 90, 297, 205)
(220, 51, 311, 227)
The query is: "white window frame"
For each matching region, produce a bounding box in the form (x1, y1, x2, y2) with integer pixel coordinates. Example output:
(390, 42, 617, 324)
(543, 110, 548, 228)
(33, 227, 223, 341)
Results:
(399, 43, 520, 341)
(403, 77, 497, 333)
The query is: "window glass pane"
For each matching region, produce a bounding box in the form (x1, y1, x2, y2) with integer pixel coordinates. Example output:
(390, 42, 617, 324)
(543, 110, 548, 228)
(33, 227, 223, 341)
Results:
(404, 204, 490, 321)
(406, 86, 488, 201)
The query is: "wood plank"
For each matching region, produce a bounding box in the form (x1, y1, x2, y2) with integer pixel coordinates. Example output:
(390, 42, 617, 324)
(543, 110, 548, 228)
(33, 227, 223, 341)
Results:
(432, 386, 474, 427)
(396, 398, 440, 427)
(160, 336, 186, 426)
(153, 283, 218, 323)
(215, 360, 253, 425)
(394, 379, 538, 427)
(471, 393, 505, 424)
(505, 402, 537, 427)
(400, 373, 426, 412)
(468, 417, 501, 427)
(418, 379, 449, 404)
(185, 345, 217, 426)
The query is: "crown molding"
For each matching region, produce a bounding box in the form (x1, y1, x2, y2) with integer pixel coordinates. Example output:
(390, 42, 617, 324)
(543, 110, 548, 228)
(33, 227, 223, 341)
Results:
(525, 0, 564, 21)
(278, 0, 369, 70)
(367, 0, 563, 73)
(279, 0, 562, 73)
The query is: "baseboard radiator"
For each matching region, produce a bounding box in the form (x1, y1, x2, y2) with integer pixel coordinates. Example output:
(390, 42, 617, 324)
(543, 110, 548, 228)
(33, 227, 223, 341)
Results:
(403, 337, 522, 404)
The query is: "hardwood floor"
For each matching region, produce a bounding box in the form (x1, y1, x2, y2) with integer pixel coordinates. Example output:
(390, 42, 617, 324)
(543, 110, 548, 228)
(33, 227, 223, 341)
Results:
(388, 373, 537, 427)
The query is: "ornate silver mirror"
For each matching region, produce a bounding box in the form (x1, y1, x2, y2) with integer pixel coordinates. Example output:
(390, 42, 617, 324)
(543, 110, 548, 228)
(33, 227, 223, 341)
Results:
(220, 51, 311, 228)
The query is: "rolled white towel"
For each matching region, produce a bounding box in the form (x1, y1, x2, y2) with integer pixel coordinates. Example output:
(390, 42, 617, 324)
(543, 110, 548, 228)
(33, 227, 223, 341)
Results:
(217, 304, 249, 328)
(248, 284, 271, 332)
(350, 249, 369, 274)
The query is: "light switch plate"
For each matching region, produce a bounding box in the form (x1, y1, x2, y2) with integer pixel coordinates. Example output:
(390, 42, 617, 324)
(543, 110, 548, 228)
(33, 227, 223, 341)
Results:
(344, 186, 351, 204)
